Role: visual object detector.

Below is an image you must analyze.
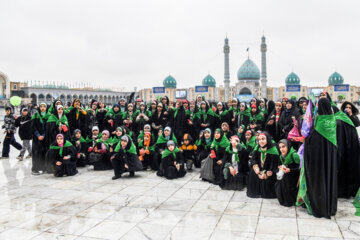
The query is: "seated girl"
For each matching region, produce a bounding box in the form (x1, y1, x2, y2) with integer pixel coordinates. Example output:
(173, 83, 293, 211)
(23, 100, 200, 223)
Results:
(195, 128, 212, 168)
(138, 132, 155, 170)
(157, 140, 186, 179)
(111, 135, 143, 180)
(179, 134, 197, 170)
(247, 132, 280, 199)
(88, 130, 113, 170)
(71, 129, 89, 167)
(275, 139, 300, 207)
(47, 134, 77, 177)
(154, 126, 178, 170)
(221, 136, 249, 190)
(207, 129, 230, 185)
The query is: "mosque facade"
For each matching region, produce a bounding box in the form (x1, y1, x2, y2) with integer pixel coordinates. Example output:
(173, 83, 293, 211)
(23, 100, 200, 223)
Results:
(139, 35, 360, 104)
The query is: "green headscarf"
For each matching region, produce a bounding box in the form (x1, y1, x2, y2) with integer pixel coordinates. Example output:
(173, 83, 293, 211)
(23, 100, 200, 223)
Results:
(334, 110, 355, 128)
(211, 129, 230, 151)
(257, 145, 279, 164)
(225, 146, 239, 163)
(47, 113, 69, 126)
(114, 138, 137, 154)
(280, 147, 300, 165)
(156, 133, 178, 145)
(314, 114, 337, 147)
(49, 140, 73, 157)
(161, 146, 180, 159)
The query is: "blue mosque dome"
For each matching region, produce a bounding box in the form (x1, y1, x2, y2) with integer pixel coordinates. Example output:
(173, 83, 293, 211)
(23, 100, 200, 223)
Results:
(237, 59, 260, 81)
(163, 75, 177, 88)
(285, 72, 300, 85)
(328, 72, 344, 86)
(202, 74, 216, 87)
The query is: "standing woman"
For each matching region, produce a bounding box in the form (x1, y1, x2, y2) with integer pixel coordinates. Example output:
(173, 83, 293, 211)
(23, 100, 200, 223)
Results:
(297, 98, 338, 219)
(265, 101, 283, 142)
(278, 99, 300, 139)
(134, 102, 150, 136)
(235, 103, 250, 130)
(46, 105, 70, 147)
(31, 102, 48, 175)
(247, 132, 279, 199)
(275, 139, 300, 207)
(151, 103, 166, 137)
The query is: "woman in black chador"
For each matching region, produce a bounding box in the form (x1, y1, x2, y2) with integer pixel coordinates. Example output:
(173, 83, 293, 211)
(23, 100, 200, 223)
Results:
(31, 102, 48, 175)
(275, 139, 300, 207)
(209, 129, 230, 185)
(303, 97, 338, 218)
(247, 132, 279, 199)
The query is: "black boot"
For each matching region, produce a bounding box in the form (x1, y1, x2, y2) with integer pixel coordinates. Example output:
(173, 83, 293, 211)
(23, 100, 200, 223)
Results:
(129, 171, 135, 177)
(112, 175, 121, 180)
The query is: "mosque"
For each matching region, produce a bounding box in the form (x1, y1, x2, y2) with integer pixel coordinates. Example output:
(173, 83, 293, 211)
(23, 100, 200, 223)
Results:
(139, 35, 360, 104)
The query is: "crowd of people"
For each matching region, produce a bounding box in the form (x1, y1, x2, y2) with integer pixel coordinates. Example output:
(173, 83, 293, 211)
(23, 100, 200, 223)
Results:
(1, 93, 360, 219)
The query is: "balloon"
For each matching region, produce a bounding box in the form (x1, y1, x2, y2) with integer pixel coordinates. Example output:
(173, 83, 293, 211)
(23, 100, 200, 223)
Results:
(10, 96, 22, 107)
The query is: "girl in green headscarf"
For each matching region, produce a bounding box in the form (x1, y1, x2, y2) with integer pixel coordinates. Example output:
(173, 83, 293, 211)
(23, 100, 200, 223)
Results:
(157, 140, 186, 179)
(247, 131, 279, 199)
(207, 129, 230, 185)
(111, 135, 143, 180)
(274, 139, 300, 207)
(47, 134, 77, 177)
(195, 128, 213, 167)
(221, 135, 249, 190)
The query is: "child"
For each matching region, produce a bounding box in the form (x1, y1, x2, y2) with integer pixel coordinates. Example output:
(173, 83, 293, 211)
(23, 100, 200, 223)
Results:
(71, 129, 89, 167)
(88, 130, 113, 170)
(47, 134, 77, 177)
(275, 139, 300, 207)
(179, 134, 197, 170)
(221, 136, 249, 190)
(236, 124, 246, 144)
(247, 132, 279, 199)
(15, 108, 32, 160)
(1, 106, 22, 158)
(195, 128, 212, 168)
(138, 132, 155, 170)
(207, 129, 230, 185)
(157, 140, 186, 179)
(111, 135, 143, 180)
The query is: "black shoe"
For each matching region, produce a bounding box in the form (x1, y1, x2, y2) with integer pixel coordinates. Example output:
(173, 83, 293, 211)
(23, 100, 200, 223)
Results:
(112, 175, 122, 180)
(129, 172, 135, 177)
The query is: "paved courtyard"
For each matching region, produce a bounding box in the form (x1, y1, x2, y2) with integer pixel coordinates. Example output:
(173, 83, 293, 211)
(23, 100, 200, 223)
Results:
(0, 154, 359, 240)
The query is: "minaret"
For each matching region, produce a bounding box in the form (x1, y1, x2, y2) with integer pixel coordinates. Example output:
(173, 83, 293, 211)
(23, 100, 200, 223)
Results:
(224, 37, 230, 100)
(260, 35, 267, 98)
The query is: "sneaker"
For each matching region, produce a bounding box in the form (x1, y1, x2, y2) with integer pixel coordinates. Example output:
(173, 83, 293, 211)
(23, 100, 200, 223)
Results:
(26, 155, 32, 159)
(32, 171, 40, 175)
(16, 155, 22, 160)
(18, 156, 24, 161)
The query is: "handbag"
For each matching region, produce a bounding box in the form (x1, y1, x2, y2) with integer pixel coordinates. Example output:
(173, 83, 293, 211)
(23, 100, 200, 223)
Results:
(200, 156, 215, 182)
(287, 118, 301, 141)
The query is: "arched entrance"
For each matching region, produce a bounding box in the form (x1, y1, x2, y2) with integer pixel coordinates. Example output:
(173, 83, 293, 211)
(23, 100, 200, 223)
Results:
(0, 72, 11, 99)
(239, 87, 252, 95)
(30, 93, 37, 104)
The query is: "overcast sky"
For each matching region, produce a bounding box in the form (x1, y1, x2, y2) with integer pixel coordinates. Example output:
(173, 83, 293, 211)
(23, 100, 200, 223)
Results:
(0, 0, 359, 91)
